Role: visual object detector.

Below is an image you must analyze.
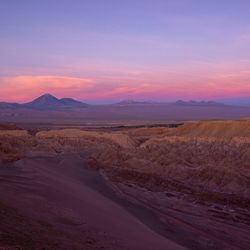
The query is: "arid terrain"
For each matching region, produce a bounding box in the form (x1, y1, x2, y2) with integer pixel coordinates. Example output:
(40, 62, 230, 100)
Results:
(3, 0, 250, 248)
(0, 120, 250, 249)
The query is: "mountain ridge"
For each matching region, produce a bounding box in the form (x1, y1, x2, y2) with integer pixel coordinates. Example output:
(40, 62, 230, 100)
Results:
(0, 94, 250, 123)
(174, 100, 225, 106)
(0, 93, 248, 111)
(22, 94, 89, 110)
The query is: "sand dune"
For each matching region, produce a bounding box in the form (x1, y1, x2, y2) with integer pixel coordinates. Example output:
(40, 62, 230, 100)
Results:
(0, 155, 184, 250)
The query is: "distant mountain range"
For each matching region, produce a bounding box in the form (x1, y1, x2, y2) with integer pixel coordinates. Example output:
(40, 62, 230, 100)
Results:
(0, 94, 228, 110)
(116, 99, 225, 106)
(24, 94, 89, 109)
(0, 94, 89, 110)
(115, 100, 160, 105)
(174, 100, 225, 107)
(0, 94, 250, 124)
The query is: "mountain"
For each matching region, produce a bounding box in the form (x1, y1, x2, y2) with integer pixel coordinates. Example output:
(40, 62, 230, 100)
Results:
(0, 102, 21, 109)
(115, 100, 225, 107)
(60, 98, 85, 106)
(174, 100, 225, 106)
(115, 100, 159, 106)
(25, 94, 62, 108)
(24, 94, 88, 109)
(0, 95, 250, 124)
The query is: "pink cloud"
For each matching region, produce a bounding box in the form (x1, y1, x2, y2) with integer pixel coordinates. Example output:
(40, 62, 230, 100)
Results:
(1, 59, 250, 102)
(0, 76, 93, 102)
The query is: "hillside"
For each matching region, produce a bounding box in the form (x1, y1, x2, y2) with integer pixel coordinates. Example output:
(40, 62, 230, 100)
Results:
(0, 120, 250, 249)
(168, 120, 250, 138)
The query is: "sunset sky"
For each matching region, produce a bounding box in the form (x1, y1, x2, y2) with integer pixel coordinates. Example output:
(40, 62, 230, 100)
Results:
(1, 0, 250, 103)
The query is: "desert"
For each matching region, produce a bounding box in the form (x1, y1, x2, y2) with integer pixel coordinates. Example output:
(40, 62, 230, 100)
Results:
(0, 120, 250, 249)
(2, 1, 250, 249)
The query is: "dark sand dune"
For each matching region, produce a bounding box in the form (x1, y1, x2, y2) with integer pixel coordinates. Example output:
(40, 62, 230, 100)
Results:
(0, 154, 185, 250)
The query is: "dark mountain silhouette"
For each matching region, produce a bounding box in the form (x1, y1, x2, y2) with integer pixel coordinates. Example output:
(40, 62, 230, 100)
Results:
(60, 98, 85, 106)
(25, 94, 61, 108)
(175, 100, 225, 106)
(0, 102, 21, 109)
(23, 94, 88, 109)
(115, 100, 159, 105)
(115, 100, 225, 107)
(0, 94, 250, 123)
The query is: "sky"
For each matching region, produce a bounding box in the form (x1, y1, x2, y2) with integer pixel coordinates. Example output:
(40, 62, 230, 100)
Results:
(1, 0, 250, 103)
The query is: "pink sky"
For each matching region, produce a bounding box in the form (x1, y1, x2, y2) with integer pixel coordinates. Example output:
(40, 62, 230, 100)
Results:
(1, 1, 250, 103)
(1, 60, 250, 103)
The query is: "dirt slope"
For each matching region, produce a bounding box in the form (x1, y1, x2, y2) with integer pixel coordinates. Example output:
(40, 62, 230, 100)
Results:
(0, 155, 185, 250)
(37, 129, 136, 148)
(169, 120, 250, 138)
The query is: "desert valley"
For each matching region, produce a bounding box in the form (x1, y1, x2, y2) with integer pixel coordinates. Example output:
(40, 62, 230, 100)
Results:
(0, 96, 250, 249)
(2, 1, 250, 249)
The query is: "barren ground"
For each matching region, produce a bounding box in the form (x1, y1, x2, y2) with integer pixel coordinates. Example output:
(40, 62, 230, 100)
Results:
(0, 120, 250, 250)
